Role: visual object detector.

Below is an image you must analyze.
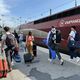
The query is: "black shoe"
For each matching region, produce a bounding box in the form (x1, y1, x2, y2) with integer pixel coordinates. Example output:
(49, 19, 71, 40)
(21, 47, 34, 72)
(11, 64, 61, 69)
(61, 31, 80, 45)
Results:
(61, 61, 64, 65)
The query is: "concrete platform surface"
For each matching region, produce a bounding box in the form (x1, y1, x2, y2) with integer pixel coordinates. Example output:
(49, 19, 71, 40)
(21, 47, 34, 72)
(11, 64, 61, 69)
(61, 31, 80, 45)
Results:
(0, 46, 80, 80)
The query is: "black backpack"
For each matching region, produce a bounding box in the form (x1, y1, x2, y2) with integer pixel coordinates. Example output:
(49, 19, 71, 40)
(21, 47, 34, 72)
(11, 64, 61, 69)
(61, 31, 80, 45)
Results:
(56, 30, 61, 43)
(48, 30, 61, 44)
(74, 32, 80, 41)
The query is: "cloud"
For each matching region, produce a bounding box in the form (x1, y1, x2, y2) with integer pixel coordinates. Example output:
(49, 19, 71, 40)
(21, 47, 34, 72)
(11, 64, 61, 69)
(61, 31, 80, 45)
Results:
(0, 0, 10, 15)
(0, 0, 17, 28)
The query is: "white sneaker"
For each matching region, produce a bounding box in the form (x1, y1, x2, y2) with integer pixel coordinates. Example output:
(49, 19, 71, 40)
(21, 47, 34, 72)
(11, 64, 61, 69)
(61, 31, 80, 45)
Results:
(11, 61, 14, 66)
(48, 58, 52, 62)
(76, 57, 80, 63)
(69, 58, 73, 61)
(60, 59, 64, 65)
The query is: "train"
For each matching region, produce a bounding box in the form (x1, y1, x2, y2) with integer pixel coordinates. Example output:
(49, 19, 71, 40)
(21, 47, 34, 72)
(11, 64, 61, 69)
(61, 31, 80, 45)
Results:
(19, 6, 80, 55)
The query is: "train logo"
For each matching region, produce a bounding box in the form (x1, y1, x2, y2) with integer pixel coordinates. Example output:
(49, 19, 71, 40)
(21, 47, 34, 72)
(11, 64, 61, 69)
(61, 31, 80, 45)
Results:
(59, 20, 65, 27)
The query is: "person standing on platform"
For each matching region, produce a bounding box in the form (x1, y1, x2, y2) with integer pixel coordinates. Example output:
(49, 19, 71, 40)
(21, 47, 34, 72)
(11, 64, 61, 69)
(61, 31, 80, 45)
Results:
(47, 26, 64, 65)
(68, 26, 80, 62)
(26, 31, 34, 57)
(1, 26, 18, 71)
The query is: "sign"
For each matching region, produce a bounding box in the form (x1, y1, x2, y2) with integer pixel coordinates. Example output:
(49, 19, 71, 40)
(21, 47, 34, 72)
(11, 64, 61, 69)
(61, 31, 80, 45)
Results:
(59, 19, 80, 27)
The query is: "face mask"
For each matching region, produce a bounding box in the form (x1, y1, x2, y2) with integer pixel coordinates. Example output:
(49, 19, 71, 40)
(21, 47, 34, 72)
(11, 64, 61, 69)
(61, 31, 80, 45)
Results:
(51, 28, 56, 33)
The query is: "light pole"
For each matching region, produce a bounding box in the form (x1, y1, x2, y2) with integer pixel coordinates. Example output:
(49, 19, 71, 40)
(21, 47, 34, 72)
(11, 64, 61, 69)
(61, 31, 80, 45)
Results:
(17, 17, 22, 32)
(50, 9, 52, 16)
(75, 0, 77, 7)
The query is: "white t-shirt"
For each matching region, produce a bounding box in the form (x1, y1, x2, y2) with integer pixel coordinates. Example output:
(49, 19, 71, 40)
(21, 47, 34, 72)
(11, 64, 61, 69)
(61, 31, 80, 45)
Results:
(69, 30, 76, 41)
(2, 32, 15, 40)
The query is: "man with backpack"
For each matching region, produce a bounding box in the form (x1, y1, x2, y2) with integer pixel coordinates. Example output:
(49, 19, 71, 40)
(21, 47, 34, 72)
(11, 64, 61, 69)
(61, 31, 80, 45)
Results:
(68, 26, 80, 62)
(1, 26, 18, 71)
(47, 26, 64, 65)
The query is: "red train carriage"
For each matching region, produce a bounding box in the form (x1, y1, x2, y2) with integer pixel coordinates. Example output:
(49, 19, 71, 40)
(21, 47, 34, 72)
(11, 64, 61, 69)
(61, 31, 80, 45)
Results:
(20, 6, 80, 55)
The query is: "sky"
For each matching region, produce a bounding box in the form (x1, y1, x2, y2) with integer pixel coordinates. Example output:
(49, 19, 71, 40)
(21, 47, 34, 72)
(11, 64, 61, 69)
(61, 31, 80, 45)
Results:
(0, 0, 80, 28)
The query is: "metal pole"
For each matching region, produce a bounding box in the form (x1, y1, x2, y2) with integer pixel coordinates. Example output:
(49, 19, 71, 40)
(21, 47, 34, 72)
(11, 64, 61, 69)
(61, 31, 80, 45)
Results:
(50, 9, 52, 16)
(1, 15, 4, 28)
(75, 0, 77, 7)
(19, 17, 21, 32)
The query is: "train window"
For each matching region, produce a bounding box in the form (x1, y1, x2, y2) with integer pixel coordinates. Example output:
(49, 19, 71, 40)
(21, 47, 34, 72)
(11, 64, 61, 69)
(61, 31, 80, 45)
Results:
(62, 12, 67, 17)
(51, 14, 57, 20)
(57, 13, 62, 18)
(69, 9, 75, 16)
(75, 7, 80, 14)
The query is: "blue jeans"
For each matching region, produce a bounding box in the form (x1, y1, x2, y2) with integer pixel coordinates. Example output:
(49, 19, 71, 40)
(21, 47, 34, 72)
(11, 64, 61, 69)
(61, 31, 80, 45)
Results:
(49, 43, 61, 60)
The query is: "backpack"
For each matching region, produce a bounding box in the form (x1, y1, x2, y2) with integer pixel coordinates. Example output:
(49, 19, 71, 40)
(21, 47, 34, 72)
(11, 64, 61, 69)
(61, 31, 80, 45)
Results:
(74, 32, 80, 41)
(5, 34, 15, 48)
(48, 30, 61, 45)
(56, 30, 61, 43)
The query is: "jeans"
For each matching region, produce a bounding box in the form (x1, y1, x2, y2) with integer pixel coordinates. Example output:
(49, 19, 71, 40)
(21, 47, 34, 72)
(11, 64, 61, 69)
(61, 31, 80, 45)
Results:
(54, 44, 61, 60)
(49, 43, 62, 60)
(49, 49, 52, 59)
(68, 40, 77, 59)
(5, 48, 13, 69)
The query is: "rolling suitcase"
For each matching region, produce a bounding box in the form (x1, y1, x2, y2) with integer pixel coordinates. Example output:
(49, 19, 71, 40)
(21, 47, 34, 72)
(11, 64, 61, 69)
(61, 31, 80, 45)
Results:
(23, 53, 33, 63)
(33, 44, 37, 57)
(0, 53, 8, 78)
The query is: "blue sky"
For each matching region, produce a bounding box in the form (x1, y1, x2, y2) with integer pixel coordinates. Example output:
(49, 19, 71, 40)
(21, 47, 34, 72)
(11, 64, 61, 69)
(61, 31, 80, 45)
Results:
(0, 0, 80, 28)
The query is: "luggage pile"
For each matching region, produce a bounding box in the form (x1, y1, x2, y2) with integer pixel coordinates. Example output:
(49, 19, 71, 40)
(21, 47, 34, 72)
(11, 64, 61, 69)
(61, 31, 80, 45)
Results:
(0, 52, 8, 78)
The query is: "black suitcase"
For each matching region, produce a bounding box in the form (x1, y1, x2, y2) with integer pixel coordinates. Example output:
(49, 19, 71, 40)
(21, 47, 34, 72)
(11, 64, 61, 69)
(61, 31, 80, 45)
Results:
(23, 53, 33, 63)
(33, 44, 37, 57)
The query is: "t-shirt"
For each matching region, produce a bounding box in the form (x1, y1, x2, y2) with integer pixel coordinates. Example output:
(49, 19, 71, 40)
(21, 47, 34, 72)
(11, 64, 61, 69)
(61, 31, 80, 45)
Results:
(69, 30, 76, 41)
(2, 32, 15, 41)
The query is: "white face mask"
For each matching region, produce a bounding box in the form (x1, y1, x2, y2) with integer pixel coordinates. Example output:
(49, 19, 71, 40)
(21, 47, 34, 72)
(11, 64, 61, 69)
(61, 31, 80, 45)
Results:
(51, 28, 56, 33)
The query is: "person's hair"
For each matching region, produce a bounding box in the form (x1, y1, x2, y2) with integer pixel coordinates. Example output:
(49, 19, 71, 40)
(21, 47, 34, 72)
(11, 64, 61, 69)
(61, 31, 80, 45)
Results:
(28, 31, 32, 36)
(51, 26, 55, 28)
(3, 26, 10, 32)
(71, 26, 76, 29)
(14, 30, 16, 33)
